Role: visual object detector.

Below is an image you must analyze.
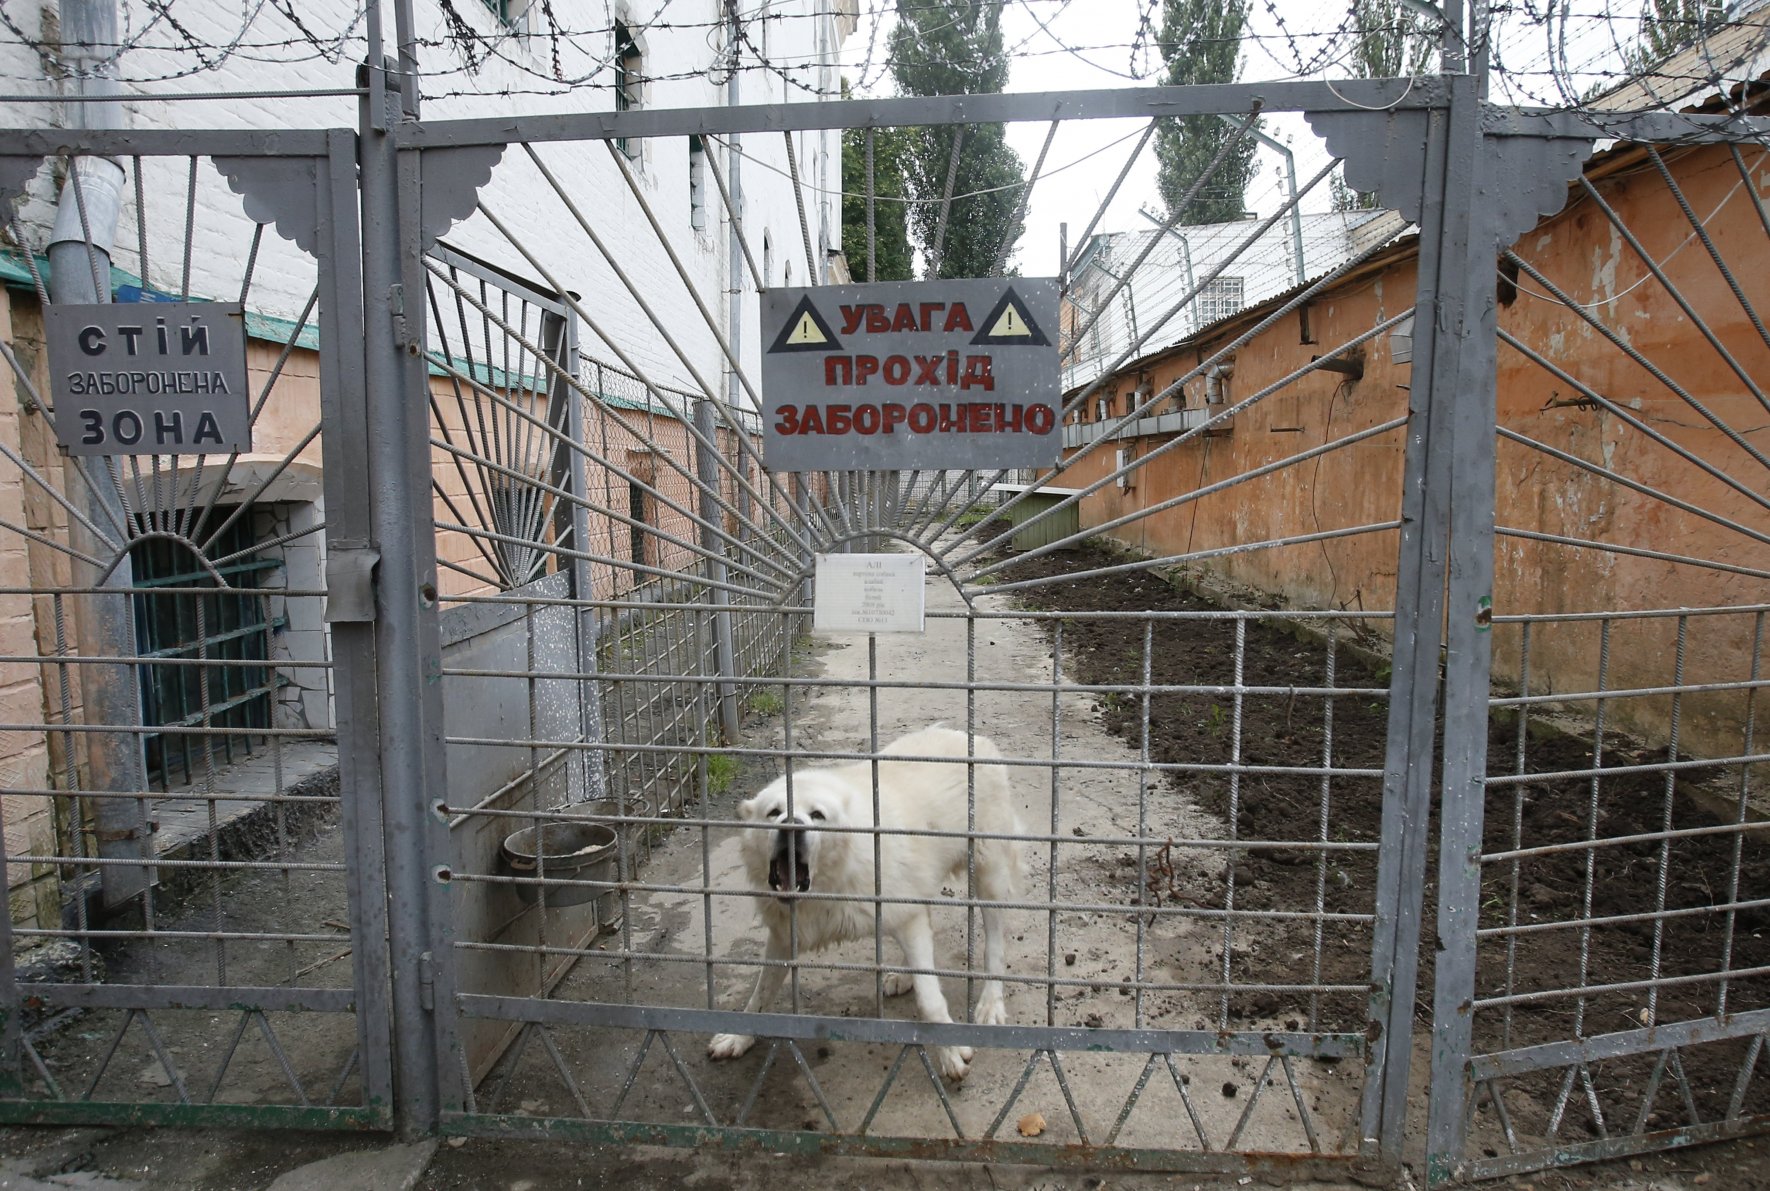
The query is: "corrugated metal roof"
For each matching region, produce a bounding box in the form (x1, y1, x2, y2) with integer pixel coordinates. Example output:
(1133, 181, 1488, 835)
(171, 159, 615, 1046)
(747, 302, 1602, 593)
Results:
(1588, 7, 1770, 114)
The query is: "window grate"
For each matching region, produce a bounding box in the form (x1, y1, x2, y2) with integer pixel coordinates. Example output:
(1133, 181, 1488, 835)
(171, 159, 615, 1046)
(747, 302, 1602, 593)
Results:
(1196, 276, 1246, 326)
(614, 22, 641, 159)
(131, 518, 283, 792)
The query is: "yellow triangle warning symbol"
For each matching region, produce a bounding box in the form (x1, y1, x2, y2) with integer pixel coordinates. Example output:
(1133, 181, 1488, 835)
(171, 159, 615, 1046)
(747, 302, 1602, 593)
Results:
(970, 286, 1050, 346)
(786, 311, 827, 346)
(768, 294, 842, 353)
(986, 305, 1032, 338)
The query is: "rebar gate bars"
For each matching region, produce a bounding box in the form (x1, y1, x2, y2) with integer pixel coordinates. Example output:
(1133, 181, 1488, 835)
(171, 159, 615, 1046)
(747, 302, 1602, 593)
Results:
(0, 64, 1766, 1187)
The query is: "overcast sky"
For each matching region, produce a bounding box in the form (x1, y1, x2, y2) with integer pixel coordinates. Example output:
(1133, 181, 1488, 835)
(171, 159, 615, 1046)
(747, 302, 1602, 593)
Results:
(836, 0, 1655, 276)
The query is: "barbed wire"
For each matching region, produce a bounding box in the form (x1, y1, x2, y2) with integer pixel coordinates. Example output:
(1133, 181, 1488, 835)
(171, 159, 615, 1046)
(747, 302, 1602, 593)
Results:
(0, 0, 1763, 122)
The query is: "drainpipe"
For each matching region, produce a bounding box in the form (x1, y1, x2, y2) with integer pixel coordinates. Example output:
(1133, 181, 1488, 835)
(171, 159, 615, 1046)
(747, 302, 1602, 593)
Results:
(50, 0, 155, 909)
(48, 0, 125, 304)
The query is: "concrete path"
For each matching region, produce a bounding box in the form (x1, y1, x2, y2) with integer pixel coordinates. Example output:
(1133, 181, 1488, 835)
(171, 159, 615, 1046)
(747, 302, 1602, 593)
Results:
(527, 543, 1355, 1157)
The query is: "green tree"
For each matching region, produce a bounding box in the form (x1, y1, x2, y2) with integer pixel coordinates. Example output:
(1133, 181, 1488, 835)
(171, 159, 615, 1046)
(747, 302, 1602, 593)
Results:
(1153, 0, 1258, 225)
(1333, 0, 1438, 211)
(888, 0, 1027, 277)
(842, 121, 915, 282)
(1624, 0, 1726, 72)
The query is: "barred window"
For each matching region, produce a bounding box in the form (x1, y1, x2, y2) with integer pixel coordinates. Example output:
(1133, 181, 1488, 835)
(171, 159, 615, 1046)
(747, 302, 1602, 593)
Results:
(1196, 276, 1245, 325)
(131, 519, 282, 791)
(614, 23, 643, 159)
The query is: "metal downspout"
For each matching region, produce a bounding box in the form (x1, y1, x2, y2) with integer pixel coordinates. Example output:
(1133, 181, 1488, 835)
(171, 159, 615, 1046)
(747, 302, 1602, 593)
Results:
(49, 0, 154, 909)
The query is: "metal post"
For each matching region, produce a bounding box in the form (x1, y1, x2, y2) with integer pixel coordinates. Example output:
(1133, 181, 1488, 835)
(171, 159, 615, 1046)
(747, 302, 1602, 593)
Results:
(360, 1, 451, 1135)
(693, 0, 745, 743)
(49, 0, 154, 908)
(1424, 70, 1504, 1185)
(695, 397, 741, 741)
(1138, 208, 1198, 334)
(1217, 117, 1308, 287)
(543, 308, 608, 802)
(317, 126, 398, 1122)
(1355, 72, 1491, 1173)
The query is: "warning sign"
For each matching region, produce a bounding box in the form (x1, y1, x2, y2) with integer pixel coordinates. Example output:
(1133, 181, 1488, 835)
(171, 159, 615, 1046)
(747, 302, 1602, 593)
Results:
(970, 286, 1051, 346)
(769, 294, 842, 353)
(44, 302, 251, 457)
(760, 277, 1060, 472)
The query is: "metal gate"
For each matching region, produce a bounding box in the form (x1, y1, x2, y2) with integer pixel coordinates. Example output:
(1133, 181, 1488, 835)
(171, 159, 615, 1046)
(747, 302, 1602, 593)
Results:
(1, 32, 1767, 1191)
(1422, 128, 1770, 1181)
(0, 130, 395, 1127)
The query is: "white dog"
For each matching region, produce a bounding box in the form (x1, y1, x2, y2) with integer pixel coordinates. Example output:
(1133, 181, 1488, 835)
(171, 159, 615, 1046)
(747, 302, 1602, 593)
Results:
(707, 726, 1023, 1081)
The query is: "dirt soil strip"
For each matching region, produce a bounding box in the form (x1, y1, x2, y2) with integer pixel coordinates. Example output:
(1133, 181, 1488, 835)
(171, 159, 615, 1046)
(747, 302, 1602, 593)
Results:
(994, 542, 1770, 1157)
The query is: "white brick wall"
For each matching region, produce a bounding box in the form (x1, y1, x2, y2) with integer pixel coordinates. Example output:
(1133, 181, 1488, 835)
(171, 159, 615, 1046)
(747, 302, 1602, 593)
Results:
(2, 1, 847, 404)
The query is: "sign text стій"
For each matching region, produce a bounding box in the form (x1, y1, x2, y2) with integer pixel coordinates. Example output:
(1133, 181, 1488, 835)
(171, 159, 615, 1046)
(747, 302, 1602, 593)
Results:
(45, 302, 252, 456)
(813, 553, 926, 634)
(761, 277, 1060, 472)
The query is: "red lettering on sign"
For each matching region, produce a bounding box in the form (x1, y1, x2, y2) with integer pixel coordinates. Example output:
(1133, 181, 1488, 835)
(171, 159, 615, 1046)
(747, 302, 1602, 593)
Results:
(961, 356, 995, 391)
(909, 403, 937, 433)
(825, 357, 852, 385)
(1025, 403, 1056, 434)
(774, 404, 799, 435)
(883, 356, 910, 385)
(919, 303, 943, 331)
(891, 304, 917, 332)
(799, 404, 826, 434)
(854, 404, 881, 434)
(943, 304, 973, 333)
(840, 305, 865, 335)
(826, 405, 850, 434)
(853, 356, 879, 385)
(882, 403, 907, 433)
(865, 305, 890, 333)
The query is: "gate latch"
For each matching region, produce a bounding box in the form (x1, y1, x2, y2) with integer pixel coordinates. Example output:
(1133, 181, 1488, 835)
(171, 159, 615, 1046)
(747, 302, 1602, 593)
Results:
(324, 545, 381, 624)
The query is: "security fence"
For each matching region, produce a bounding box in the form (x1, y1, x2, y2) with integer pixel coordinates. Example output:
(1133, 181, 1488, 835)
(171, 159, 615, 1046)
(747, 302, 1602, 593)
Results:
(0, 48, 1765, 1191)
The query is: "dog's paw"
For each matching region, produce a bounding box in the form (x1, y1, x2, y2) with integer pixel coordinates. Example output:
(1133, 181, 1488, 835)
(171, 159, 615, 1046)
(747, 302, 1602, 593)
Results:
(936, 1045, 973, 1082)
(882, 972, 913, 997)
(708, 1033, 756, 1061)
(974, 997, 1007, 1027)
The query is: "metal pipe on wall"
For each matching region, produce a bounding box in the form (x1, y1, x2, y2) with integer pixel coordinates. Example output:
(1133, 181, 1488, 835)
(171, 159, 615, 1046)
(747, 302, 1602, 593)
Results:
(49, 0, 154, 908)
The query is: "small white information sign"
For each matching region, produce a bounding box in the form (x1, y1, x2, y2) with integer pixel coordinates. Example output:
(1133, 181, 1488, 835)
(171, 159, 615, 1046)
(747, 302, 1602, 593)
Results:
(813, 553, 925, 634)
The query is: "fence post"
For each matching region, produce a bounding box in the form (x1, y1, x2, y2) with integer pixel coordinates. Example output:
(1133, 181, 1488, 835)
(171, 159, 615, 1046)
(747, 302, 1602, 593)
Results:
(359, 49, 454, 1137)
(1423, 77, 1509, 1185)
(694, 397, 741, 742)
(1352, 73, 1492, 1170)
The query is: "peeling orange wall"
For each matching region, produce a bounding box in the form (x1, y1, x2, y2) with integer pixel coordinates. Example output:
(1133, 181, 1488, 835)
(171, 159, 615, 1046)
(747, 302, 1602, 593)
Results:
(1061, 143, 1770, 760)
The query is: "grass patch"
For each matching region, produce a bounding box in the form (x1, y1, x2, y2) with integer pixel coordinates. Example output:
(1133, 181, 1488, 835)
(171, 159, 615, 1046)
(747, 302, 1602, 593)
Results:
(746, 689, 785, 717)
(706, 751, 740, 795)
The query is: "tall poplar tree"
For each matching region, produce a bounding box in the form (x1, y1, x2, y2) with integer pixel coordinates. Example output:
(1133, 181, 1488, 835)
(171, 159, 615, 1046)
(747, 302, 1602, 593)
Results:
(1332, 0, 1437, 211)
(841, 101, 915, 280)
(888, 0, 1027, 277)
(1154, 0, 1258, 225)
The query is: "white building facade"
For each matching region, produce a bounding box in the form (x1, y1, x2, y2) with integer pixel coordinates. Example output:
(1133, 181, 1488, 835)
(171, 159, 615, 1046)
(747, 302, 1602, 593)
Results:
(1062, 207, 1406, 391)
(0, 1, 855, 394)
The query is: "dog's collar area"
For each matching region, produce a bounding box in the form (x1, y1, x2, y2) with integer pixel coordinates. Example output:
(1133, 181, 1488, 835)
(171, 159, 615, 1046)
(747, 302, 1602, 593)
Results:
(767, 827, 812, 897)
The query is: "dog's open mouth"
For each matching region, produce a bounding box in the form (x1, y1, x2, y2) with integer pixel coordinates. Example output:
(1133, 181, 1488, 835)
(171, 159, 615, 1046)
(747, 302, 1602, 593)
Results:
(768, 830, 811, 897)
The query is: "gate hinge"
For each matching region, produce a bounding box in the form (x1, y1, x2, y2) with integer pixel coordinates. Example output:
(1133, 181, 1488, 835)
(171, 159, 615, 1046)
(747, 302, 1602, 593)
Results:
(388, 283, 410, 347)
(418, 950, 435, 1012)
(324, 545, 381, 624)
